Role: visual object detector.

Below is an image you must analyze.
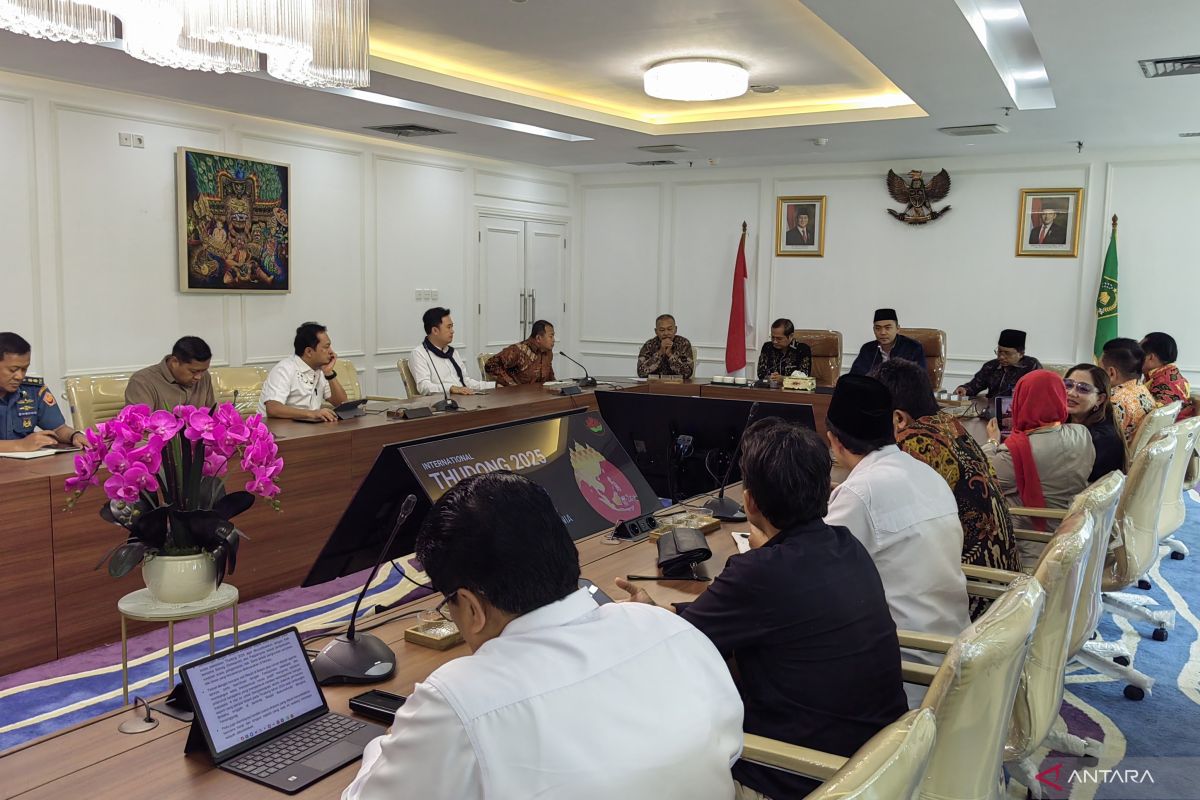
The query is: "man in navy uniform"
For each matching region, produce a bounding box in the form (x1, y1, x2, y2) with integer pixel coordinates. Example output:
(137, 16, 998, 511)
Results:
(0, 332, 86, 452)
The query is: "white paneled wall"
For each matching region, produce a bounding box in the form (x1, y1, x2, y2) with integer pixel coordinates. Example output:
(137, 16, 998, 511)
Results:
(0, 71, 571, 403)
(574, 151, 1200, 387)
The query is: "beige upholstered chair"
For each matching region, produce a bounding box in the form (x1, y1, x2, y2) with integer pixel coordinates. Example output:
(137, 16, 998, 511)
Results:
(902, 328, 947, 390)
(900, 573, 1045, 800)
(1003, 513, 1093, 798)
(397, 358, 420, 398)
(793, 329, 843, 386)
(64, 374, 132, 430)
(210, 366, 269, 415)
(477, 352, 494, 378)
(1158, 417, 1200, 559)
(690, 345, 699, 376)
(742, 708, 937, 800)
(331, 359, 401, 404)
(1130, 400, 1181, 457)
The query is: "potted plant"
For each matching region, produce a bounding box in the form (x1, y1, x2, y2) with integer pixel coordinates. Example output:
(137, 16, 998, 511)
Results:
(64, 402, 283, 604)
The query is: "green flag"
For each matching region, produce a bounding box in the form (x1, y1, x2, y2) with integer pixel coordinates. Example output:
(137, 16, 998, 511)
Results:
(1093, 223, 1118, 358)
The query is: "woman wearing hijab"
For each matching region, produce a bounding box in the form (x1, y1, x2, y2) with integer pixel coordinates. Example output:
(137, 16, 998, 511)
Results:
(982, 370, 1095, 566)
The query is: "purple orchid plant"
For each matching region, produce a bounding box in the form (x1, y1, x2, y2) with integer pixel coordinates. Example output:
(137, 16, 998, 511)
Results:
(65, 402, 284, 585)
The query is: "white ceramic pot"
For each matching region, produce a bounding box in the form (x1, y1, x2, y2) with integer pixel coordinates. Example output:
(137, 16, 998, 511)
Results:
(142, 552, 217, 604)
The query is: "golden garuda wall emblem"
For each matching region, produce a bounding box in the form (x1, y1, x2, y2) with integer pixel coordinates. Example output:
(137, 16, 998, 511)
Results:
(886, 169, 951, 224)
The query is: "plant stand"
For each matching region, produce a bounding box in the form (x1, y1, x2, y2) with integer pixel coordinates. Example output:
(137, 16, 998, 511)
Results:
(118, 584, 239, 708)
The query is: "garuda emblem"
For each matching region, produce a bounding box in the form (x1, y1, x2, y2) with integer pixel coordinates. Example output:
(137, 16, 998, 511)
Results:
(886, 169, 951, 224)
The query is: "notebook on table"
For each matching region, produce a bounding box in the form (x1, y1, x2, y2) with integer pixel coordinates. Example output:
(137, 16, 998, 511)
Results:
(179, 627, 386, 794)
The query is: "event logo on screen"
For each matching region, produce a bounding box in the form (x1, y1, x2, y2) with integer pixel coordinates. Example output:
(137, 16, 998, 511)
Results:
(569, 442, 641, 523)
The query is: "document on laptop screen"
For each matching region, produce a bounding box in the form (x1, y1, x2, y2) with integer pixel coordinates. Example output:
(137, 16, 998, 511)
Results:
(187, 632, 324, 755)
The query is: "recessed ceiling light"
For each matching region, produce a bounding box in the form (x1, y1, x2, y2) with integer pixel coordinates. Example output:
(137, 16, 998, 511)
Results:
(644, 58, 749, 102)
(749, 84, 779, 94)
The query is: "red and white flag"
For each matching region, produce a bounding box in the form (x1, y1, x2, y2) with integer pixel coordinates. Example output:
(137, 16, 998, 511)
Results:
(724, 222, 750, 373)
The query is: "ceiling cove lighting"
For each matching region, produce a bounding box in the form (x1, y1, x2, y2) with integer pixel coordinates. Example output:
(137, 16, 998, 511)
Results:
(0, 0, 370, 88)
(644, 58, 749, 102)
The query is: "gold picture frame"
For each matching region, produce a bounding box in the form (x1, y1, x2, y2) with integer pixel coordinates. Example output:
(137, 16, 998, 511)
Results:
(1016, 188, 1083, 258)
(775, 195, 826, 257)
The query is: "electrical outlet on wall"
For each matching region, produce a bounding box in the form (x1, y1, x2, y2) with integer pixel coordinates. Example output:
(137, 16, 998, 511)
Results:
(118, 132, 132, 147)
(132, 134, 145, 148)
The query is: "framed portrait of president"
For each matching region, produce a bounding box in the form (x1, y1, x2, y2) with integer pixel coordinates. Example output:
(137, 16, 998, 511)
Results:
(775, 195, 826, 257)
(1016, 188, 1083, 258)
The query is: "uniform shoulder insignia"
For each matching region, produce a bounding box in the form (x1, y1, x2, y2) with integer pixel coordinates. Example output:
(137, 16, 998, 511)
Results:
(40, 386, 57, 405)
(21, 376, 45, 387)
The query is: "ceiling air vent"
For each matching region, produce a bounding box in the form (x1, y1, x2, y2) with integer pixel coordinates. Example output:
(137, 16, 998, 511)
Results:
(1140, 56, 1200, 78)
(627, 160, 677, 167)
(365, 124, 455, 138)
(637, 144, 695, 154)
(938, 123, 1009, 136)
(1180, 132, 1200, 138)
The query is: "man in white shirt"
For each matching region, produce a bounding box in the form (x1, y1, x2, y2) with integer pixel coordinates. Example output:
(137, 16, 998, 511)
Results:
(822, 375, 970, 704)
(409, 307, 494, 398)
(260, 321, 347, 422)
(342, 472, 744, 800)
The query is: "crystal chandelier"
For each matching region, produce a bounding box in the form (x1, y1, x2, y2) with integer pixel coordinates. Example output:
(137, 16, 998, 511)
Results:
(0, 0, 370, 88)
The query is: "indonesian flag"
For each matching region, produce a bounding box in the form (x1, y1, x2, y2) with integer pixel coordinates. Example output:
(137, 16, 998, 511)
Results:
(724, 222, 750, 373)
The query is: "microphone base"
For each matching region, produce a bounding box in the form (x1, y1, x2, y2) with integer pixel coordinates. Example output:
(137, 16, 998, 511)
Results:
(576, 377, 598, 387)
(312, 633, 397, 685)
(432, 397, 460, 412)
(703, 495, 747, 522)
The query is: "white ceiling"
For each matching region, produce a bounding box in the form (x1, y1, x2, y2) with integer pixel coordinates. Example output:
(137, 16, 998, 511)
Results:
(0, 0, 1198, 172)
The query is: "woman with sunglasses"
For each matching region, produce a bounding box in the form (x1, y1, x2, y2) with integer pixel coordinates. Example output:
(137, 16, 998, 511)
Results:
(1064, 363, 1125, 481)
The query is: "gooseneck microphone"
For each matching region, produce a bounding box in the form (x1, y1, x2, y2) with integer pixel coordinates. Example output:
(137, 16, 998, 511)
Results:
(558, 351, 597, 387)
(704, 402, 760, 521)
(426, 347, 459, 412)
(312, 494, 418, 684)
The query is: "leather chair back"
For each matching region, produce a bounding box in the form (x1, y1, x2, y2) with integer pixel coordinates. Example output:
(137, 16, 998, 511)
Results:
(918, 573, 1044, 800)
(210, 366, 269, 416)
(806, 708, 937, 800)
(902, 328, 947, 390)
(64, 374, 132, 430)
(337, 359, 362, 403)
(397, 358, 419, 398)
(1130, 401, 1181, 457)
(477, 352, 494, 378)
(1104, 430, 1176, 591)
(792, 329, 843, 386)
(1006, 512, 1093, 763)
(1158, 417, 1200, 540)
(1061, 471, 1125, 656)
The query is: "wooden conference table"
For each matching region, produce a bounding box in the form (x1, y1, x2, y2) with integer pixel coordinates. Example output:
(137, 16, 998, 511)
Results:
(0, 378, 829, 677)
(0, 490, 747, 799)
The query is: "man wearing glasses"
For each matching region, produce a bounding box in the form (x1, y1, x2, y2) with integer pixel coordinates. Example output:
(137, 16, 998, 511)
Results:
(636, 313, 695, 378)
(954, 329, 1042, 398)
(342, 472, 743, 800)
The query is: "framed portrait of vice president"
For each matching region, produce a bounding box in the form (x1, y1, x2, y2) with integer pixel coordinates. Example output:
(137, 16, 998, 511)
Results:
(1016, 188, 1083, 258)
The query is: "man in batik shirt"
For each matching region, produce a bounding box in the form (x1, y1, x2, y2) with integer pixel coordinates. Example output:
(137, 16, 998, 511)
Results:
(1141, 331, 1194, 420)
(637, 314, 694, 378)
(485, 320, 556, 386)
(1102, 338, 1158, 446)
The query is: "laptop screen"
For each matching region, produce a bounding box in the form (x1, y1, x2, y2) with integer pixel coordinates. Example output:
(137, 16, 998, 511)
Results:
(183, 629, 325, 758)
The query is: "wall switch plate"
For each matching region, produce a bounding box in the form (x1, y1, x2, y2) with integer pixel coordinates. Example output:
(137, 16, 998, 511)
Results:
(413, 289, 422, 301)
(430, 289, 438, 300)
(118, 132, 132, 147)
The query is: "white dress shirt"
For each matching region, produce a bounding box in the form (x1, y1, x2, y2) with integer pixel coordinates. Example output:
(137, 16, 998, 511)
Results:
(342, 588, 744, 800)
(259, 354, 329, 415)
(408, 343, 492, 396)
(825, 445, 970, 701)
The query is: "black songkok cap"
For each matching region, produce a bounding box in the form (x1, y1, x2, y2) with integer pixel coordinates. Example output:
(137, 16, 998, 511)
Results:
(998, 329, 1026, 350)
(828, 375, 894, 441)
(873, 308, 898, 324)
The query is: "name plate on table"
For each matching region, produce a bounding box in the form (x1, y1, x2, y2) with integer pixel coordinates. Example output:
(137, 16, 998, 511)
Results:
(647, 374, 684, 384)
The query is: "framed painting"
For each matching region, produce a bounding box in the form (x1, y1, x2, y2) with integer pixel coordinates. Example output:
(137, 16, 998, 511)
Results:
(177, 147, 292, 293)
(775, 195, 826, 257)
(1016, 188, 1083, 257)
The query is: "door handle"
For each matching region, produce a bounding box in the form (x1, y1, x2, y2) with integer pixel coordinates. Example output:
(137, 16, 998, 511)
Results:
(529, 290, 536, 325)
(519, 291, 526, 327)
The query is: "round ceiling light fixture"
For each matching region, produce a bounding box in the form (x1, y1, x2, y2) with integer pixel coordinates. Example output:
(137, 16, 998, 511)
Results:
(644, 58, 749, 101)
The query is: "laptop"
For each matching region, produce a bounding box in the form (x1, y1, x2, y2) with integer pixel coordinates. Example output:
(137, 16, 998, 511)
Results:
(179, 627, 387, 794)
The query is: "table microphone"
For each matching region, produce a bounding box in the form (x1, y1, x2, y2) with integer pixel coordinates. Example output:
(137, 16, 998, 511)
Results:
(426, 348, 459, 412)
(558, 351, 597, 387)
(703, 401, 760, 521)
(312, 493, 418, 684)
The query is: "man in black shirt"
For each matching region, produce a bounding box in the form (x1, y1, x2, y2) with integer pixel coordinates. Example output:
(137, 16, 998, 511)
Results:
(618, 418, 907, 799)
(849, 308, 927, 376)
(756, 318, 812, 382)
(955, 328, 1042, 398)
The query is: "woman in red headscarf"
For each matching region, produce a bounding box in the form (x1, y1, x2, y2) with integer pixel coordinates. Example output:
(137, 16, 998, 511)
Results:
(981, 370, 1095, 566)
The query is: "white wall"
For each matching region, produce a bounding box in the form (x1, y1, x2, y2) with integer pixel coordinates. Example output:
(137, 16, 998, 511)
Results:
(0, 71, 573, 404)
(573, 150, 1200, 388)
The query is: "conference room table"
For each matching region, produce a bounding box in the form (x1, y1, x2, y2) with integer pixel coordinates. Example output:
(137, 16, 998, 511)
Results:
(0, 378, 831, 677)
(0, 489, 748, 799)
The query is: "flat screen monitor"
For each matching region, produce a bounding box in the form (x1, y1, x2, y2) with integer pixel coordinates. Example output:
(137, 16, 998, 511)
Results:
(595, 391, 817, 500)
(303, 408, 658, 586)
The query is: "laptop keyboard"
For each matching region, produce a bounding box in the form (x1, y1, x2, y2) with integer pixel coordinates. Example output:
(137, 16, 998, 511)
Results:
(229, 714, 367, 778)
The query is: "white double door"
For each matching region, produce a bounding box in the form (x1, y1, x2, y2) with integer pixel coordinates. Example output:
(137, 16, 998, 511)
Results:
(478, 215, 567, 355)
